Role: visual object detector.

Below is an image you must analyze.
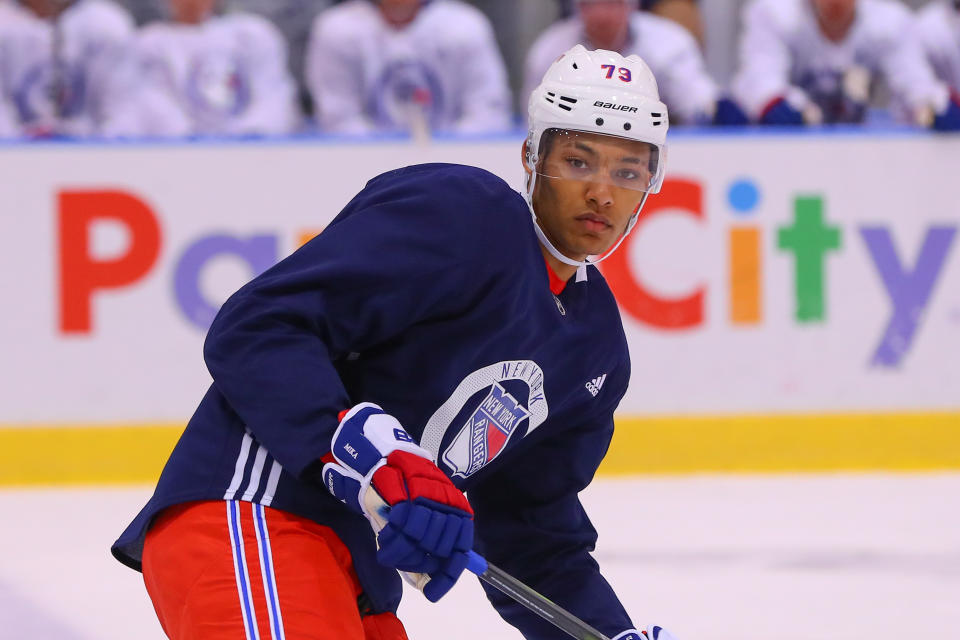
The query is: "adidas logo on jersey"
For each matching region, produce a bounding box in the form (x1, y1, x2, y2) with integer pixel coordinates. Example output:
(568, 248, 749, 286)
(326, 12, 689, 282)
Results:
(585, 374, 606, 397)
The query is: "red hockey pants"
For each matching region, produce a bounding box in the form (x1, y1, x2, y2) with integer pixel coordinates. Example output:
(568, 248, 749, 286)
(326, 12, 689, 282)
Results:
(142, 500, 408, 640)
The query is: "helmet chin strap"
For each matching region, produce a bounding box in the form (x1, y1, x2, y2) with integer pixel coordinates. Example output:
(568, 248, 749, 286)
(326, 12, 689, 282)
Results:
(524, 168, 647, 283)
(531, 214, 591, 282)
(524, 169, 589, 282)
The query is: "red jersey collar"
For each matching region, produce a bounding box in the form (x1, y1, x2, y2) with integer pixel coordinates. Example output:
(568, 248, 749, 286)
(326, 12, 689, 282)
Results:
(544, 258, 568, 295)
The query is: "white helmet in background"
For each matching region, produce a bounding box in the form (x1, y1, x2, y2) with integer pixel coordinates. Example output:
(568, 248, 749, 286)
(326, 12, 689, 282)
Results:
(525, 44, 669, 273)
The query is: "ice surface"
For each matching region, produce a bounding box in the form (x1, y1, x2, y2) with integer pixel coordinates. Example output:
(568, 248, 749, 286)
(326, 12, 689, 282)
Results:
(1, 474, 957, 639)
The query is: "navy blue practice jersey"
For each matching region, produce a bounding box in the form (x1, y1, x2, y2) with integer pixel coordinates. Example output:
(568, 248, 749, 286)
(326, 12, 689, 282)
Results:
(113, 163, 635, 639)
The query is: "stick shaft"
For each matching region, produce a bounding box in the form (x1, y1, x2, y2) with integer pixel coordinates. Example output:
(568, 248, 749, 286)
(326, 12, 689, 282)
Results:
(466, 551, 611, 640)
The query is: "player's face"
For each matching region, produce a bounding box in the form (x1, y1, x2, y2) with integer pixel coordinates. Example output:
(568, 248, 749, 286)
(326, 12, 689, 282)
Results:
(812, 0, 856, 27)
(578, 0, 632, 51)
(529, 132, 651, 261)
(21, 0, 74, 18)
(168, 0, 217, 23)
(378, 0, 422, 28)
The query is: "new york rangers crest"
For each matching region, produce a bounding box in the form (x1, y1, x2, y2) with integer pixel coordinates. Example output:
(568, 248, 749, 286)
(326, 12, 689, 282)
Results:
(422, 360, 549, 480)
(443, 383, 530, 478)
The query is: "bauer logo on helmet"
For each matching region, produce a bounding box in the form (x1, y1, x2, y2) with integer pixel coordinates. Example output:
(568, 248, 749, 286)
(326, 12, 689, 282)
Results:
(593, 101, 639, 112)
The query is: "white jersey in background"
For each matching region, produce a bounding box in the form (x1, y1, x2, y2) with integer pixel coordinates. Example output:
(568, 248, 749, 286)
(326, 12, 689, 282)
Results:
(306, 0, 512, 135)
(225, 0, 332, 94)
(523, 11, 719, 124)
(0, 1, 25, 137)
(0, 0, 135, 138)
(915, 1, 960, 94)
(112, 11, 299, 138)
(731, 0, 950, 124)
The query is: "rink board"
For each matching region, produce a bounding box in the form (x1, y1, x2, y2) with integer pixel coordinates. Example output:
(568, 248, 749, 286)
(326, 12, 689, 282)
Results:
(1, 412, 959, 486)
(1, 131, 958, 483)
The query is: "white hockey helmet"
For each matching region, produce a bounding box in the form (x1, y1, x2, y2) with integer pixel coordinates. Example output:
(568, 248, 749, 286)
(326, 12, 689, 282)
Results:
(525, 45, 669, 271)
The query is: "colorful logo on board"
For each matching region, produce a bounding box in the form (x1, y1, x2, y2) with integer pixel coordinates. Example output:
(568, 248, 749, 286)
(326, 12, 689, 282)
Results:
(55, 176, 957, 369)
(600, 177, 956, 368)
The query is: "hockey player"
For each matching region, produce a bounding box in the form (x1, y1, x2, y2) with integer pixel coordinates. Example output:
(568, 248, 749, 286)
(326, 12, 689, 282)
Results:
(0, 1, 25, 138)
(224, 0, 332, 112)
(915, 0, 960, 95)
(731, 0, 960, 130)
(305, 0, 512, 135)
(641, 0, 703, 46)
(0, 0, 135, 138)
(561, 0, 704, 44)
(112, 44, 680, 640)
(524, 0, 747, 126)
(110, 0, 299, 137)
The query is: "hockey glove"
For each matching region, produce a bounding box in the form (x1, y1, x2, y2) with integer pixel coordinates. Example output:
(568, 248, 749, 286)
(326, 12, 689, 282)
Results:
(712, 97, 749, 126)
(759, 97, 805, 125)
(932, 94, 960, 131)
(616, 625, 680, 640)
(643, 625, 679, 640)
(321, 403, 474, 602)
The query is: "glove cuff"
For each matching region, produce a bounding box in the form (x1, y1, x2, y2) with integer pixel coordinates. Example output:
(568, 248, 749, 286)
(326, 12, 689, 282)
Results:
(328, 402, 435, 525)
(331, 402, 432, 474)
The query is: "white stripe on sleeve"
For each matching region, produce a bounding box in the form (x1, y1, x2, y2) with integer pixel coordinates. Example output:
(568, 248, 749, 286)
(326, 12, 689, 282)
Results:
(241, 445, 269, 502)
(224, 432, 254, 500)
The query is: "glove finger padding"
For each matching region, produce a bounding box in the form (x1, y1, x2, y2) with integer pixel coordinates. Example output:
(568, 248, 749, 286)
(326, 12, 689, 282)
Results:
(376, 524, 443, 573)
(367, 450, 473, 569)
(375, 498, 473, 568)
(398, 546, 470, 602)
(422, 550, 470, 602)
(370, 451, 473, 514)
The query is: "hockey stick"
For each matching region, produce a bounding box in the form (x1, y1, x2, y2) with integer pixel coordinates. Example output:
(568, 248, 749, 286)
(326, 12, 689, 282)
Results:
(365, 485, 611, 638)
(465, 551, 612, 640)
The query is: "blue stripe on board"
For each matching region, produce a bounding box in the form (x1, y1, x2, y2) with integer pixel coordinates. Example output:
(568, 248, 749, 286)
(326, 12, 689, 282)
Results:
(0, 122, 942, 150)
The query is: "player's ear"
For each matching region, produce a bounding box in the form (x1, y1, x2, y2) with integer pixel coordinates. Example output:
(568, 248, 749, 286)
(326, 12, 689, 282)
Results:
(521, 140, 532, 177)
